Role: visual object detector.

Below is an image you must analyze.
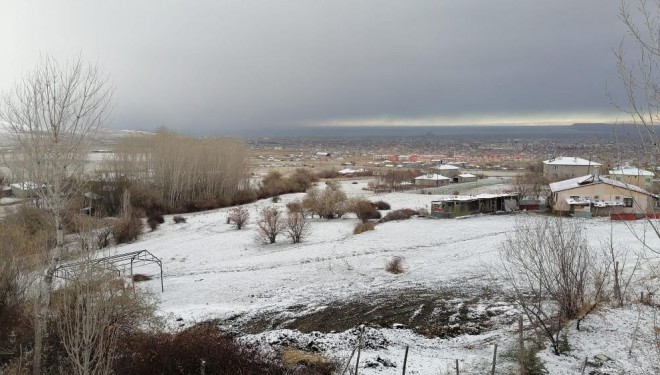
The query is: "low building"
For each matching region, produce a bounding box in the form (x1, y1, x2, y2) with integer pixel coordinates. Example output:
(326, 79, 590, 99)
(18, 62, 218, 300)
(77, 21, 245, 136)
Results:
(549, 174, 657, 218)
(430, 193, 519, 218)
(543, 156, 601, 181)
(453, 173, 477, 183)
(430, 164, 460, 178)
(414, 174, 451, 187)
(608, 166, 654, 189)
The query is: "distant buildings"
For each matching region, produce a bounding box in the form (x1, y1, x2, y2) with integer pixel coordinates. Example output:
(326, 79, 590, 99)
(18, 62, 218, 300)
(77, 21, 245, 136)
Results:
(608, 166, 654, 189)
(414, 174, 451, 187)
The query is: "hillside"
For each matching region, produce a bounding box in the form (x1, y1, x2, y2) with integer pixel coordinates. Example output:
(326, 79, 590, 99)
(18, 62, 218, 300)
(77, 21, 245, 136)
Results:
(114, 180, 660, 374)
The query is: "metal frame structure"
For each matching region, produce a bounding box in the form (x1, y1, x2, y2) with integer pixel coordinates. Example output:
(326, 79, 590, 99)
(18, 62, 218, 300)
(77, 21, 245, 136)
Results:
(53, 249, 164, 292)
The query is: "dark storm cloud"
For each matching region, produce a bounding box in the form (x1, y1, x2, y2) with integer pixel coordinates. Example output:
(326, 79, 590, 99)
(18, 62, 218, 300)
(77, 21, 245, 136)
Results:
(0, 1, 632, 135)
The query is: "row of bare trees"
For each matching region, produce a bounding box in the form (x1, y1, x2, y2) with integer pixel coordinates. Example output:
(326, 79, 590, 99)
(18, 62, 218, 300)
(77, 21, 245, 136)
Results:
(105, 129, 248, 212)
(228, 205, 311, 244)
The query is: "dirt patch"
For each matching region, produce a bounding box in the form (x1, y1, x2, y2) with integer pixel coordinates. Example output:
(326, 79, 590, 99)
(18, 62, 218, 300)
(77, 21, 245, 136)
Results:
(242, 287, 515, 338)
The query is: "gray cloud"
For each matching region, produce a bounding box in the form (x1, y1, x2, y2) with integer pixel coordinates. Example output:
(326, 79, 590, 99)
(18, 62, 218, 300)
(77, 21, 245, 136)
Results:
(0, 1, 635, 135)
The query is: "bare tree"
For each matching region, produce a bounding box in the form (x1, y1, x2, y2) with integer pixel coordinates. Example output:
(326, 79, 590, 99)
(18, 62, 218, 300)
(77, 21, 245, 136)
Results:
(255, 207, 286, 244)
(285, 211, 311, 244)
(302, 181, 348, 219)
(499, 216, 607, 355)
(228, 205, 250, 230)
(0, 55, 113, 375)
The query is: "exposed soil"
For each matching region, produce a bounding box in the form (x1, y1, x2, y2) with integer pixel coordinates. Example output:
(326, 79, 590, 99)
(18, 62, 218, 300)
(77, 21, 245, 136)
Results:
(240, 286, 516, 338)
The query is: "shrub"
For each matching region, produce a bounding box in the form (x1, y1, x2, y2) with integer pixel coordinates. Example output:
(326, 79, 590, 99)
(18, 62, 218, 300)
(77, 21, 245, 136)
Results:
(113, 325, 288, 375)
(173, 215, 187, 224)
(228, 205, 250, 230)
(353, 222, 375, 235)
(256, 207, 286, 244)
(288, 168, 317, 192)
(147, 213, 165, 231)
(372, 200, 391, 210)
(348, 198, 381, 222)
(302, 183, 348, 219)
(113, 217, 144, 244)
(129, 185, 167, 217)
(386, 256, 405, 274)
(132, 274, 153, 282)
(286, 200, 305, 215)
(382, 208, 418, 222)
(285, 211, 311, 244)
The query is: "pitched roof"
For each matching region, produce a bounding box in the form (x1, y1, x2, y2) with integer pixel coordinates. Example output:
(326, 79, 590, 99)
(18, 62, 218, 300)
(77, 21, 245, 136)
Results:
(543, 156, 601, 166)
(431, 164, 460, 170)
(549, 174, 652, 195)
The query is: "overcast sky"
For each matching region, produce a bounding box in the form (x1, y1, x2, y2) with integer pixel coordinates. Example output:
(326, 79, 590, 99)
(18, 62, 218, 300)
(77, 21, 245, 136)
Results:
(0, 1, 637, 136)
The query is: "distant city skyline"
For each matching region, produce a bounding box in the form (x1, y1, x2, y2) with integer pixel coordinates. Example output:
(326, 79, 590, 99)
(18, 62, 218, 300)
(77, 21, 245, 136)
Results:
(1, 1, 637, 136)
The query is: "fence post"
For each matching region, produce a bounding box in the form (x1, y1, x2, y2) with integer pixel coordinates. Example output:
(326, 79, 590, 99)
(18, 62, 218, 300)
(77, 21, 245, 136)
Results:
(200, 359, 206, 375)
(491, 344, 498, 375)
(401, 346, 409, 375)
(580, 356, 588, 374)
(354, 325, 365, 375)
(518, 315, 525, 375)
(455, 359, 459, 375)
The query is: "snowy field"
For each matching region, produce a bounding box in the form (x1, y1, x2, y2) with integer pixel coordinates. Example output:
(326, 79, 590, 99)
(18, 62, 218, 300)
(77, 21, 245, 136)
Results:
(111, 180, 660, 374)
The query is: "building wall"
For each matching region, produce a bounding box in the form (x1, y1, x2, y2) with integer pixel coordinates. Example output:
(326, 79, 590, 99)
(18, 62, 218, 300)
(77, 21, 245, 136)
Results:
(552, 184, 653, 213)
(610, 174, 654, 190)
(543, 164, 599, 181)
(415, 179, 449, 187)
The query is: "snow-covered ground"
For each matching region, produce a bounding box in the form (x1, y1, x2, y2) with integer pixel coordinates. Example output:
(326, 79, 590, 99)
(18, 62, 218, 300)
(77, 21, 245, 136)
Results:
(111, 180, 660, 374)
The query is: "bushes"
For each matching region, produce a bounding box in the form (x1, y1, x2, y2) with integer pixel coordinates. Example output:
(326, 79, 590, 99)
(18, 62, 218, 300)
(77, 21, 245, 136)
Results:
(382, 208, 418, 222)
(348, 198, 381, 222)
(146, 214, 164, 231)
(114, 325, 288, 375)
(386, 256, 405, 274)
(228, 205, 250, 230)
(173, 215, 187, 224)
(372, 200, 391, 210)
(302, 182, 348, 219)
(113, 217, 144, 244)
(354, 222, 375, 235)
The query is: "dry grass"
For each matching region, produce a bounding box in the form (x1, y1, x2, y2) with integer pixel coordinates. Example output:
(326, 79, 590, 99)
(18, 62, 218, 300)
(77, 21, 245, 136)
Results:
(281, 348, 338, 374)
(386, 256, 405, 274)
(353, 222, 375, 235)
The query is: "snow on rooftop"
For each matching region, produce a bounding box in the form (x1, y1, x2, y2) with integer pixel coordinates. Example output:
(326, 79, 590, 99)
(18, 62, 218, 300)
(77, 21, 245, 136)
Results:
(458, 173, 476, 178)
(431, 164, 460, 170)
(543, 156, 601, 166)
(608, 166, 654, 176)
(549, 174, 652, 195)
(414, 173, 450, 180)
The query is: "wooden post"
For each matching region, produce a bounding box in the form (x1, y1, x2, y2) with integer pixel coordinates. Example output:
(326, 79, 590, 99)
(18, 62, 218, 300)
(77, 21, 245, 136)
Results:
(401, 346, 409, 375)
(455, 359, 460, 375)
(519, 315, 525, 375)
(580, 356, 588, 374)
(200, 359, 206, 375)
(491, 344, 498, 375)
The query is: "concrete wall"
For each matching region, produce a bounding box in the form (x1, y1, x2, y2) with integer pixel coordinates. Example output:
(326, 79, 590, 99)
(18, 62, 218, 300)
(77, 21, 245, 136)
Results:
(543, 164, 599, 181)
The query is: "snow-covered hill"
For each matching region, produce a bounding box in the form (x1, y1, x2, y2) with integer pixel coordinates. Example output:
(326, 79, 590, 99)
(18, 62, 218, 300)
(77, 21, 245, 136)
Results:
(114, 180, 660, 374)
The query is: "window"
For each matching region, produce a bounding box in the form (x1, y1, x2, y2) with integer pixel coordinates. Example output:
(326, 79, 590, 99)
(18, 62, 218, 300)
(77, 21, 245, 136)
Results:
(593, 195, 599, 201)
(615, 177, 621, 181)
(623, 197, 633, 207)
(570, 196, 580, 200)
(645, 178, 651, 183)
(615, 196, 621, 200)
